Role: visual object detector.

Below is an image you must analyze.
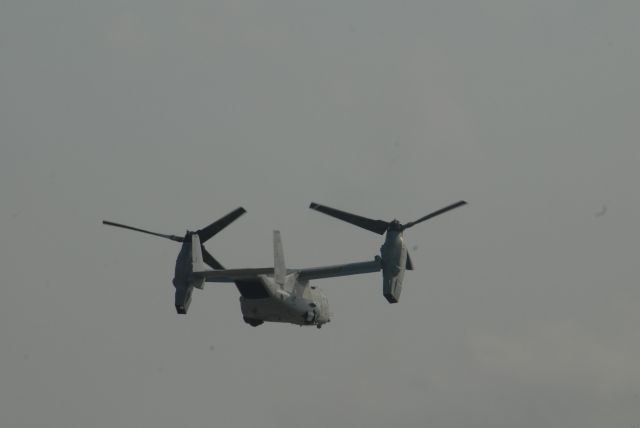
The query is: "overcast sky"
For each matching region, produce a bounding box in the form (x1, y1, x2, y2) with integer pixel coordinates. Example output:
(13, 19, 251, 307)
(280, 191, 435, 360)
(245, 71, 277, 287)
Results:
(1, 1, 640, 427)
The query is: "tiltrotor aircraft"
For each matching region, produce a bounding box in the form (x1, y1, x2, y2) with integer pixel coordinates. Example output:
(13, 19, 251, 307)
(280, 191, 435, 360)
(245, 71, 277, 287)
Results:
(103, 201, 466, 328)
(191, 229, 382, 327)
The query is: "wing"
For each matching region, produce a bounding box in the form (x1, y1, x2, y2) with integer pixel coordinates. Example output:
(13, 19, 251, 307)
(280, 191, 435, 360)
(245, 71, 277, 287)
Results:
(197, 267, 275, 283)
(197, 258, 382, 282)
(297, 258, 382, 281)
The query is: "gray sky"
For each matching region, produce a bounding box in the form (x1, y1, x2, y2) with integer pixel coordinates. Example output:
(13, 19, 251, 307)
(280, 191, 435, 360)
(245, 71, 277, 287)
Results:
(1, 1, 639, 427)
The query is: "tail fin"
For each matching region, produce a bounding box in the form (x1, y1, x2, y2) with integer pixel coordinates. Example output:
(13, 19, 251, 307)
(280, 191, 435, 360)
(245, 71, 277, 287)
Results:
(273, 230, 286, 285)
(191, 233, 206, 272)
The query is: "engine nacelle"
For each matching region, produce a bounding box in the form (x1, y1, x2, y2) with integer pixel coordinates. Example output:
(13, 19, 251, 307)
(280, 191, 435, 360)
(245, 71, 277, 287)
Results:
(174, 285, 193, 314)
(383, 272, 404, 303)
(380, 230, 407, 303)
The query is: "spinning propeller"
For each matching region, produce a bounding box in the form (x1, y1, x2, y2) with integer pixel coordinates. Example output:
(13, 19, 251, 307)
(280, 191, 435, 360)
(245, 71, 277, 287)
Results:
(309, 201, 467, 235)
(102, 207, 246, 269)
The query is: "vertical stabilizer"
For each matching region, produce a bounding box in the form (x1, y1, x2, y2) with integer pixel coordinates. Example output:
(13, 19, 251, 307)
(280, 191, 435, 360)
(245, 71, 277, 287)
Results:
(273, 230, 286, 286)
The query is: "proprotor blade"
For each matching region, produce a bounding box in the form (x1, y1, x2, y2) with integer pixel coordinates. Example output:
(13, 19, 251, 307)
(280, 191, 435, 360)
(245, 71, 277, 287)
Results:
(402, 200, 467, 230)
(197, 207, 246, 243)
(102, 220, 183, 242)
(309, 203, 389, 235)
(201, 247, 225, 270)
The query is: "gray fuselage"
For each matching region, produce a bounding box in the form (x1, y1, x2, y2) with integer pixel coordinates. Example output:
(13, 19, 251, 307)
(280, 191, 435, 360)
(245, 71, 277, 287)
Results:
(240, 275, 331, 327)
(174, 234, 331, 326)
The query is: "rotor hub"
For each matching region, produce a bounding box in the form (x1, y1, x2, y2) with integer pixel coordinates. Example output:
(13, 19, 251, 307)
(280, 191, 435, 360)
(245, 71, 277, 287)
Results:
(389, 219, 403, 231)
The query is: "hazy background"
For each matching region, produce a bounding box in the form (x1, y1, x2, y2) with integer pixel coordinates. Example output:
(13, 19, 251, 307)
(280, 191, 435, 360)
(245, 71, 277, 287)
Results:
(1, 1, 639, 427)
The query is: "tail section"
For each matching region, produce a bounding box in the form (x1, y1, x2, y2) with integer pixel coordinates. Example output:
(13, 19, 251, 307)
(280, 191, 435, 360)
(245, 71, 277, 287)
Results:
(273, 231, 286, 286)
